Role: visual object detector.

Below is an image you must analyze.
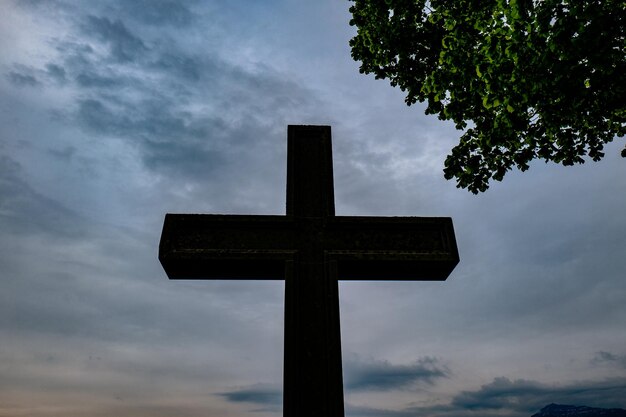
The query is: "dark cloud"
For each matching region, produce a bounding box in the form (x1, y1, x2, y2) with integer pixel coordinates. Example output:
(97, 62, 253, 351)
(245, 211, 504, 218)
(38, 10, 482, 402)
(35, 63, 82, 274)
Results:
(346, 402, 498, 417)
(344, 356, 449, 392)
(45, 63, 66, 83)
(344, 377, 626, 417)
(451, 377, 548, 412)
(593, 351, 626, 369)
(83, 15, 148, 62)
(0, 155, 84, 238)
(55, 40, 95, 62)
(6, 71, 39, 87)
(47, 145, 76, 162)
(73, 96, 229, 179)
(8, 8, 321, 188)
(75, 71, 122, 88)
(450, 377, 626, 415)
(218, 384, 282, 412)
(76, 98, 120, 132)
(118, 0, 195, 27)
(151, 52, 201, 82)
(346, 403, 434, 417)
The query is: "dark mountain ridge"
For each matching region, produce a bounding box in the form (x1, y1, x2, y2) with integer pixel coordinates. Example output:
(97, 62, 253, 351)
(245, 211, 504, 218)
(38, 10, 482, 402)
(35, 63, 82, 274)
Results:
(532, 404, 626, 417)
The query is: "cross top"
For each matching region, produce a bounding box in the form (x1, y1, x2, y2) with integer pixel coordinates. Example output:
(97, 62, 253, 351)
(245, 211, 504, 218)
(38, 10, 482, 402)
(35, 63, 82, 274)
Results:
(287, 125, 335, 217)
(159, 125, 459, 417)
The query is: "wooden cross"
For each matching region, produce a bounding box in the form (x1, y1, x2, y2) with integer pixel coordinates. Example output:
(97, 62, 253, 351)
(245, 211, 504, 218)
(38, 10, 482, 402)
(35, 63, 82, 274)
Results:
(159, 125, 459, 417)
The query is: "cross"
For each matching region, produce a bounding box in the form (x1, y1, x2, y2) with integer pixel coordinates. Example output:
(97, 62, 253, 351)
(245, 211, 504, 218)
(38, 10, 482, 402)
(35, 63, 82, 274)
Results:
(159, 125, 459, 417)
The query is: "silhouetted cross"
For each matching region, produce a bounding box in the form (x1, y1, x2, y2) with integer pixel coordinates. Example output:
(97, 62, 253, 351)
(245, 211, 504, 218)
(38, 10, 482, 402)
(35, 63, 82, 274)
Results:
(159, 125, 459, 417)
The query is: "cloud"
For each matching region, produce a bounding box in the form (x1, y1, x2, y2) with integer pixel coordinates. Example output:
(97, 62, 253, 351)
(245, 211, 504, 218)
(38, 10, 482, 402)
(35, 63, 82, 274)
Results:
(6, 70, 39, 87)
(344, 356, 449, 392)
(82, 15, 148, 63)
(7, 62, 65, 88)
(342, 377, 626, 417)
(118, 0, 195, 27)
(75, 71, 122, 88)
(73, 96, 229, 180)
(151, 52, 201, 82)
(447, 377, 626, 416)
(218, 384, 282, 412)
(6, 8, 324, 192)
(0, 155, 84, 238)
(593, 351, 626, 369)
(451, 377, 550, 412)
(45, 63, 66, 83)
(345, 403, 422, 417)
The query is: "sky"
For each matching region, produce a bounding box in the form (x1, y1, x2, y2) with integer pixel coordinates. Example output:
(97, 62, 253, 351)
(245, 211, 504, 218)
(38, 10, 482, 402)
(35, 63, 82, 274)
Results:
(1, 1, 626, 416)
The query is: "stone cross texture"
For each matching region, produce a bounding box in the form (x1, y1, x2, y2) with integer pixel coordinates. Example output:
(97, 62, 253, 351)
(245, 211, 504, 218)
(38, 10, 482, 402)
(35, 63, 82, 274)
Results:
(159, 125, 459, 417)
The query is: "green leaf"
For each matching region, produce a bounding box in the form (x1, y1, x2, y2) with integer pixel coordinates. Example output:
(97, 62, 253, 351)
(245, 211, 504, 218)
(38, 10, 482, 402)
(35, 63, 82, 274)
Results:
(348, 0, 626, 193)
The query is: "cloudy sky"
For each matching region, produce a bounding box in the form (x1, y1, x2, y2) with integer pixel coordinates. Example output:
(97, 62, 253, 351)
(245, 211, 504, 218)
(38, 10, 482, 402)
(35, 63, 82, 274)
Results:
(1, 1, 626, 416)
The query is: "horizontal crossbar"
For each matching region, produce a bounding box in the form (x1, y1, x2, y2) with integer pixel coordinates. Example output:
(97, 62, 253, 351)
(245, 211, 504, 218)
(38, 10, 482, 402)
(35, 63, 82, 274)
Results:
(159, 214, 459, 280)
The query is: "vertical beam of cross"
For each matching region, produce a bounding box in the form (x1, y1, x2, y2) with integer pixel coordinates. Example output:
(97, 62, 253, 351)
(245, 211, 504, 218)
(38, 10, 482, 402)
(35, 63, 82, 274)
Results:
(283, 126, 344, 417)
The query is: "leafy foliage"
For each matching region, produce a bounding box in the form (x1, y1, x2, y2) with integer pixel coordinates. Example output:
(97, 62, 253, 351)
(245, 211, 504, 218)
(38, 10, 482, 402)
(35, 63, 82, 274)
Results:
(349, 0, 626, 193)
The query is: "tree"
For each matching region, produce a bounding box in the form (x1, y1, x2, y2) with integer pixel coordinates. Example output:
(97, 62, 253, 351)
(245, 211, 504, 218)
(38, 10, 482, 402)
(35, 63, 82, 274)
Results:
(349, 0, 626, 193)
